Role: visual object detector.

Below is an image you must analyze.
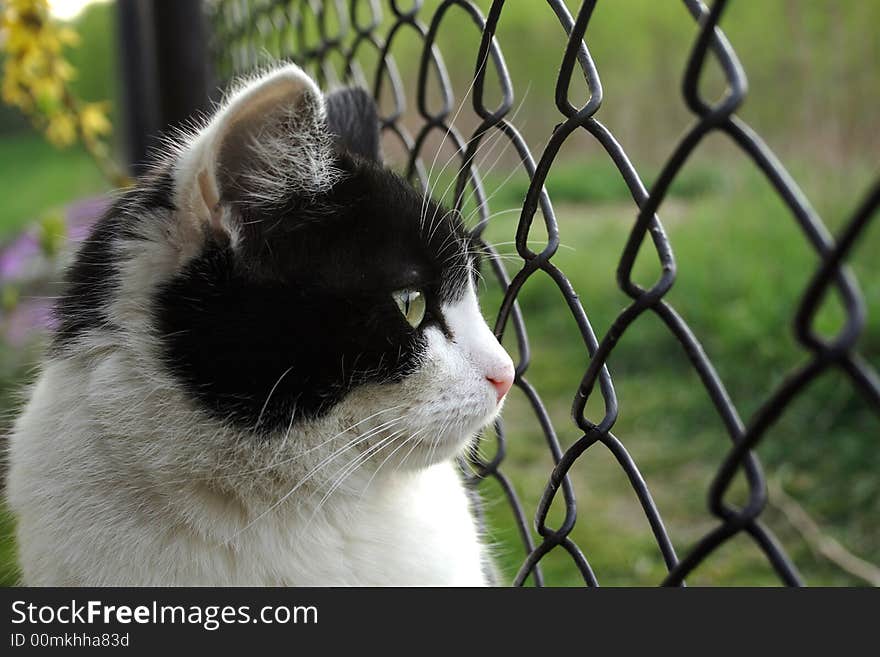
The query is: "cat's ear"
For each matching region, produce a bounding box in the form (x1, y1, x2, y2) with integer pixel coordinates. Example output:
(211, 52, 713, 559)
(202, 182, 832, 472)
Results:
(324, 87, 381, 163)
(176, 64, 338, 235)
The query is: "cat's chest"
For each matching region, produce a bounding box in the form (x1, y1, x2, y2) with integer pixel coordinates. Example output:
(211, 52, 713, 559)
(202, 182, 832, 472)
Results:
(251, 463, 488, 586)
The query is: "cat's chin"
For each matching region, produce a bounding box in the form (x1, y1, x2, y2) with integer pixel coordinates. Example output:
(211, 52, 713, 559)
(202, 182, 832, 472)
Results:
(387, 435, 472, 471)
(396, 405, 504, 470)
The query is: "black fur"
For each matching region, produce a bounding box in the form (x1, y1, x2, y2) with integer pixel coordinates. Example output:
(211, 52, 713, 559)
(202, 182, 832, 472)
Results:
(157, 134, 473, 433)
(51, 88, 474, 433)
(51, 169, 175, 353)
(325, 87, 382, 162)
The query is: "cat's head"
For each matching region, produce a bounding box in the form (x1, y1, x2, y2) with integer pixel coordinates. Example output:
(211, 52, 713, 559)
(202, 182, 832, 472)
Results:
(56, 64, 514, 473)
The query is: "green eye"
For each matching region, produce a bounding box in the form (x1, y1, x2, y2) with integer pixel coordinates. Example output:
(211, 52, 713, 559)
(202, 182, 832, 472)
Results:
(392, 289, 426, 328)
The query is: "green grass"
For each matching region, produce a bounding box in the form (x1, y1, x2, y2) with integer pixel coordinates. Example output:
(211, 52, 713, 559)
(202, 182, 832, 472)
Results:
(488, 158, 726, 208)
(473, 160, 880, 586)
(0, 134, 108, 238)
(0, 134, 109, 585)
(0, 131, 876, 586)
(0, 508, 18, 586)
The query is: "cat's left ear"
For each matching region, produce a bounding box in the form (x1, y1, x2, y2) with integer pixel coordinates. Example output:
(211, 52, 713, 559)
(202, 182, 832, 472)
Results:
(324, 87, 381, 163)
(175, 64, 336, 236)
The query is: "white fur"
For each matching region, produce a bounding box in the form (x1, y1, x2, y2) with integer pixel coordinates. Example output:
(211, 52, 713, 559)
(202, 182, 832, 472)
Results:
(7, 285, 510, 586)
(174, 63, 341, 239)
(6, 64, 515, 586)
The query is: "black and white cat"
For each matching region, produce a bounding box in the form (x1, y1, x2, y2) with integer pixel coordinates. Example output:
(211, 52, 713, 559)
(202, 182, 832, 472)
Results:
(6, 64, 514, 586)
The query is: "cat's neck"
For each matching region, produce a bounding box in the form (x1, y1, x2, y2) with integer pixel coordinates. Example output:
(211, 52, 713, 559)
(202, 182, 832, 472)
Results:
(10, 343, 489, 585)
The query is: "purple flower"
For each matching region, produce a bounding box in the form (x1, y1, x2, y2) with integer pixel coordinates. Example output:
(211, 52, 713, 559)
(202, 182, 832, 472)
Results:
(67, 196, 110, 243)
(2, 296, 56, 347)
(0, 195, 110, 286)
(0, 195, 110, 348)
(0, 231, 41, 283)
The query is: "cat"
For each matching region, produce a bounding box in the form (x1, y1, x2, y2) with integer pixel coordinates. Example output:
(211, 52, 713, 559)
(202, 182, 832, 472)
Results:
(5, 64, 515, 586)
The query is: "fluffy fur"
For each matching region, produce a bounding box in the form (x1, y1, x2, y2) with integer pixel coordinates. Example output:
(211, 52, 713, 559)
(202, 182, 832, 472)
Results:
(6, 64, 515, 586)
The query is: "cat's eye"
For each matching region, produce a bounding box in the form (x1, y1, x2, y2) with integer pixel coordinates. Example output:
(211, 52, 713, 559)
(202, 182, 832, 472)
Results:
(392, 289, 426, 328)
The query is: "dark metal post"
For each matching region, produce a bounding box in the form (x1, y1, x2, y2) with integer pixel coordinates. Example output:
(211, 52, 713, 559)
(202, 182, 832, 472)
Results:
(151, 1, 214, 133)
(117, 0, 213, 175)
(117, 0, 160, 176)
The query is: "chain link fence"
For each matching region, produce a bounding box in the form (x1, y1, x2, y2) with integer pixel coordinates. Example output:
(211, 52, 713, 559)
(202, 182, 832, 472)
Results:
(203, 0, 880, 586)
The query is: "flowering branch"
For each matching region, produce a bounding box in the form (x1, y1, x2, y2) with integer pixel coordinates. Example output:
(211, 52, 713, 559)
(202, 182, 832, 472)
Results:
(1, 0, 130, 187)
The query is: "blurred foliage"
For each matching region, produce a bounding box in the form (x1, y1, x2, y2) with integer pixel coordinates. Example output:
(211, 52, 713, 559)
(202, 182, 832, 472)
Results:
(0, 0, 126, 185)
(36, 209, 65, 256)
(0, 0, 877, 586)
(475, 161, 879, 586)
(61, 1, 116, 111)
(371, 0, 880, 174)
(0, 132, 106, 237)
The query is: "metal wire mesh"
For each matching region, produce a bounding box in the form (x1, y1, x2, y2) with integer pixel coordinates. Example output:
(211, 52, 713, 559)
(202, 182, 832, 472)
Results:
(205, 0, 880, 586)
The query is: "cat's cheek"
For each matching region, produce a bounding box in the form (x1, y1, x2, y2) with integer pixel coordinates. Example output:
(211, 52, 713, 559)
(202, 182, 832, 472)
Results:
(437, 284, 515, 410)
(418, 328, 500, 430)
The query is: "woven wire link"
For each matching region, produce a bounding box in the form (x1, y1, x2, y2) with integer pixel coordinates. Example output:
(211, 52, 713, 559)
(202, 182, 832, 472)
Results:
(206, 0, 880, 586)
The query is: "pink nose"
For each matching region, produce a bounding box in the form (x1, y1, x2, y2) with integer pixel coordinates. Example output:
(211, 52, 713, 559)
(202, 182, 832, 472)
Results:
(486, 369, 514, 403)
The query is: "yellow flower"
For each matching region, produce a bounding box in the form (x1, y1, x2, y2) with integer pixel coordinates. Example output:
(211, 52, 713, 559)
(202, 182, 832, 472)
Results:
(10, 0, 48, 15)
(1, 0, 126, 186)
(31, 75, 64, 111)
(45, 112, 76, 147)
(1, 67, 29, 107)
(80, 102, 111, 140)
(58, 27, 79, 46)
(53, 57, 75, 81)
(4, 23, 40, 54)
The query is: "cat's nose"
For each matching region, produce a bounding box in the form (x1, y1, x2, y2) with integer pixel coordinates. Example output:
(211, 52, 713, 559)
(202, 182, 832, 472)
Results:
(486, 361, 515, 403)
